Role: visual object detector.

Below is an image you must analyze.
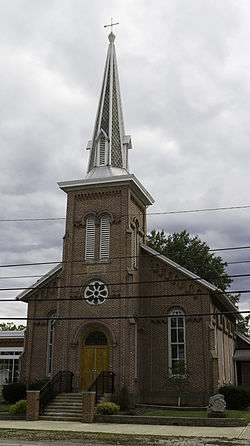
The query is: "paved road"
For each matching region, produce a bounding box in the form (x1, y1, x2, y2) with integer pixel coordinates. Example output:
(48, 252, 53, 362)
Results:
(0, 440, 249, 446)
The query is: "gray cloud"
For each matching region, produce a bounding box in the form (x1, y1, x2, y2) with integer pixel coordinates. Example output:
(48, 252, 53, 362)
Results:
(0, 0, 250, 320)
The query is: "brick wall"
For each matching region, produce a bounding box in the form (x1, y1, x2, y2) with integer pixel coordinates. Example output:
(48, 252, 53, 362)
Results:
(21, 180, 237, 406)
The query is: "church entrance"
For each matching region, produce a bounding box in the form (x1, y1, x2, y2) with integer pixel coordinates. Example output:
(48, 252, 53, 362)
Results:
(80, 330, 110, 390)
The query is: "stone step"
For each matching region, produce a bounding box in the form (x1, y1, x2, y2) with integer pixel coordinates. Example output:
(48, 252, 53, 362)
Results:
(48, 402, 82, 408)
(52, 398, 82, 404)
(44, 410, 81, 416)
(40, 415, 82, 422)
(53, 399, 82, 404)
(45, 407, 81, 414)
(57, 393, 82, 397)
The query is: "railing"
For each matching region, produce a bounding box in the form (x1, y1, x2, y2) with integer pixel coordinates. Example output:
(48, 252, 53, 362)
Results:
(39, 370, 73, 414)
(89, 371, 115, 403)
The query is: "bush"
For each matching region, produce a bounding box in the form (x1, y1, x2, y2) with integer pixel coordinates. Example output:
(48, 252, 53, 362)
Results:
(9, 399, 27, 415)
(219, 385, 250, 410)
(96, 402, 120, 415)
(2, 383, 26, 403)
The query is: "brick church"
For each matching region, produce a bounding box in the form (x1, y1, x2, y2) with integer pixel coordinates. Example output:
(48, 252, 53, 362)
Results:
(19, 31, 239, 407)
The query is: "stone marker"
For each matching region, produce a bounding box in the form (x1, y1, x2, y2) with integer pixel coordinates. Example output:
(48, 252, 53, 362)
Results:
(207, 393, 226, 418)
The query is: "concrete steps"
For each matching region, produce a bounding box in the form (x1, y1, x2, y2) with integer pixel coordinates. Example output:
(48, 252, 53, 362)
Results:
(40, 393, 83, 422)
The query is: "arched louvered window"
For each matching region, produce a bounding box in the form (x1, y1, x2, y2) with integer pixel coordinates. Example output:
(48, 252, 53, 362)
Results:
(100, 215, 111, 259)
(85, 215, 96, 261)
(168, 308, 186, 376)
(47, 313, 56, 376)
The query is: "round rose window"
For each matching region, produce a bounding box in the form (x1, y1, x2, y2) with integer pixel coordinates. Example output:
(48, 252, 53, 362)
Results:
(83, 280, 108, 305)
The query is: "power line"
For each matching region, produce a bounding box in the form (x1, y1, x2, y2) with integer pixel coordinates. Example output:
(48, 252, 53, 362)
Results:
(1, 261, 250, 279)
(1, 245, 250, 269)
(0, 272, 249, 282)
(2, 289, 249, 301)
(0, 310, 249, 321)
(1, 204, 250, 222)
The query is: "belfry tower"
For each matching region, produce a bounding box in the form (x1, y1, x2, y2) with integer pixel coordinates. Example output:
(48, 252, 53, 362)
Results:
(57, 31, 154, 397)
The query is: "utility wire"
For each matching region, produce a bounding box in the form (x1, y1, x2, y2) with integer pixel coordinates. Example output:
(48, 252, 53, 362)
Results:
(1, 204, 250, 222)
(0, 310, 249, 321)
(1, 283, 249, 294)
(0, 272, 249, 282)
(2, 289, 249, 301)
(1, 245, 250, 269)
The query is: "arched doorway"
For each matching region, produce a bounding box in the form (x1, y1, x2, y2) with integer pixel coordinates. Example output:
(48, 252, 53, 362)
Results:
(80, 330, 110, 390)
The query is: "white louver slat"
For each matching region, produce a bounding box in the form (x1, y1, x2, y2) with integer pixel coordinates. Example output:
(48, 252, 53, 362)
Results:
(85, 217, 96, 260)
(100, 216, 110, 259)
(99, 137, 106, 166)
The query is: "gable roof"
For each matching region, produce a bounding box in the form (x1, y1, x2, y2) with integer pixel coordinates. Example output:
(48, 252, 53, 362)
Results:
(16, 264, 62, 302)
(141, 244, 240, 317)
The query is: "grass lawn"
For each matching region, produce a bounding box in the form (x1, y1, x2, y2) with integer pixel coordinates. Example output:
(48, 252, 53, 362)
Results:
(142, 409, 250, 422)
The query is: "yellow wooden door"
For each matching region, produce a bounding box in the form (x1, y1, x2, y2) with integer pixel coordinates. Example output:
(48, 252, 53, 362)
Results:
(80, 346, 109, 390)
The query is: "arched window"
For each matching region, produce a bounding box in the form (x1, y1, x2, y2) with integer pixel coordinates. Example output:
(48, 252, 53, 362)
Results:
(47, 313, 56, 376)
(100, 214, 111, 260)
(85, 215, 96, 261)
(168, 308, 186, 376)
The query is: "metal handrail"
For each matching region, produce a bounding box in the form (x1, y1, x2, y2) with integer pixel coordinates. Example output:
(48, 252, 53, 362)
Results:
(89, 370, 115, 402)
(39, 370, 73, 414)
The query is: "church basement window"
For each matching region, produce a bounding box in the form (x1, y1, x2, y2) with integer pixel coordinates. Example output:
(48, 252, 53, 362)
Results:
(168, 308, 186, 376)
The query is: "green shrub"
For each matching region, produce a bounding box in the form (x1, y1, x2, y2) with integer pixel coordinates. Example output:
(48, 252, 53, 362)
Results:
(9, 399, 27, 415)
(96, 401, 120, 415)
(219, 385, 250, 410)
(2, 383, 26, 403)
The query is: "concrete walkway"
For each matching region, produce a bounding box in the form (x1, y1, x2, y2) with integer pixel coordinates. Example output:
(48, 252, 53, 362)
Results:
(0, 420, 249, 441)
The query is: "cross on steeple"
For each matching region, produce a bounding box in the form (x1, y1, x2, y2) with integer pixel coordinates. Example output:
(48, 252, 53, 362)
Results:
(104, 17, 119, 34)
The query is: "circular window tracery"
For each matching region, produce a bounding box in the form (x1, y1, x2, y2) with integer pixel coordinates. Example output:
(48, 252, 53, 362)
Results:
(83, 280, 108, 305)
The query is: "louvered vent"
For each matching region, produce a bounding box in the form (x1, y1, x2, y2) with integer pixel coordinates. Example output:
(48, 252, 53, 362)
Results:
(99, 137, 106, 166)
(132, 226, 138, 268)
(85, 217, 96, 260)
(100, 215, 110, 259)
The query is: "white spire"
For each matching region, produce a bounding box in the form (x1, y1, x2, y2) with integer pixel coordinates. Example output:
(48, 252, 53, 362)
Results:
(86, 32, 132, 179)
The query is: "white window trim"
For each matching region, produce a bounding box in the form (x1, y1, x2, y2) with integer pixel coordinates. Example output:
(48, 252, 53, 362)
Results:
(168, 308, 186, 377)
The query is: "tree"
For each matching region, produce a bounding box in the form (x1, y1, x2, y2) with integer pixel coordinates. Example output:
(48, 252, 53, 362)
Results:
(0, 322, 25, 331)
(236, 315, 250, 336)
(147, 229, 237, 301)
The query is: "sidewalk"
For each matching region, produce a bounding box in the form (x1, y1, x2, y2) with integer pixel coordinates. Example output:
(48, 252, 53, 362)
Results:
(0, 419, 249, 441)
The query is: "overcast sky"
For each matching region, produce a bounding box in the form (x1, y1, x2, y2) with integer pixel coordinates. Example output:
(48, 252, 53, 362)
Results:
(1, 0, 250, 322)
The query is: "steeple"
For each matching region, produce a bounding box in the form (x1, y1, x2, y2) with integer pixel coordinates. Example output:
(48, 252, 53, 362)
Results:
(86, 32, 132, 178)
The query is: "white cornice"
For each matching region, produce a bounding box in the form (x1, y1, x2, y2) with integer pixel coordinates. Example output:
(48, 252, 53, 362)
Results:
(58, 173, 154, 206)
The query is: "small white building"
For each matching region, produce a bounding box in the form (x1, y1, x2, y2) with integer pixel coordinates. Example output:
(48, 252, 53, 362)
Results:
(0, 331, 24, 384)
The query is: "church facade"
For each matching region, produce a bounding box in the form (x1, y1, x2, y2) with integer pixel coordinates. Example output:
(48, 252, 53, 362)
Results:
(19, 32, 239, 407)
